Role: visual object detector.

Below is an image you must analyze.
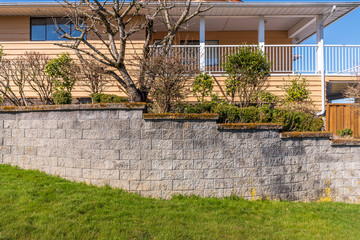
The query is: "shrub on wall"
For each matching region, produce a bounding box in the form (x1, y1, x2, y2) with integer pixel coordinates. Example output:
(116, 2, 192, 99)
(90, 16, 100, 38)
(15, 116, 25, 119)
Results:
(91, 93, 128, 103)
(53, 90, 72, 105)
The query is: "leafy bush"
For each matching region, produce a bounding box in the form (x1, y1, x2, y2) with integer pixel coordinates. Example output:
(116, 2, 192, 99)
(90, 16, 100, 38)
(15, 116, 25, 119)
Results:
(253, 90, 280, 105)
(337, 128, 353, 138)
(45, 53, 78, 93)
(91, 93, 128, 103)
(224, 45, 271, 106)
(282, 75, 311, 103)
(273, 108, 323, 132)
(192, 73, 214, 102)
(53, 90, 72, 105)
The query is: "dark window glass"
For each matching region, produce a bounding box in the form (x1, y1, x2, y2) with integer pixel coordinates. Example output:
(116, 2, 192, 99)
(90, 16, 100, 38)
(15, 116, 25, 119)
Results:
(30, 18, 46, 41)
(31, 17, 85, 41)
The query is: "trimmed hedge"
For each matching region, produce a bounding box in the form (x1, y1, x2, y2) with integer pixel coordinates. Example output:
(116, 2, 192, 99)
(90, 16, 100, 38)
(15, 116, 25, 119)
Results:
(91, 93, 128, 103)
(176, 102, 323, 132)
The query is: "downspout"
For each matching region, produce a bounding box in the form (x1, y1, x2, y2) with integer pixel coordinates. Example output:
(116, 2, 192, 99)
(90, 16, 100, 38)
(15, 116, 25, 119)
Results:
(317, 5, 336, 116)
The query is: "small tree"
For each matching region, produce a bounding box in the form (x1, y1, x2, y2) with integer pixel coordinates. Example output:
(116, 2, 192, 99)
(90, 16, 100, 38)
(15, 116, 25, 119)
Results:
(224, 46, 271, 107)
(45, 53, 79, 105)
(145, 56, 198, 113)
(282, 74, 311, 103)
(192, 73, 214, 102)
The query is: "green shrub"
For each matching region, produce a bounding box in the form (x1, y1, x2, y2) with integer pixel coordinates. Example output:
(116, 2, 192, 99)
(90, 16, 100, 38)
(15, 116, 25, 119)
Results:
(214, 104, 240, 123)
(224, 45, 271, 106)
(253, 90, 280, 105)
(53, 90, 72, 105)
(337, 128, 353, 137)
(282, 75, 311, 103)
(91, 93, 128, 103)
(192, 73, 214, 102)
(45, 53, 78, 93)
(272, 109, 323, 132)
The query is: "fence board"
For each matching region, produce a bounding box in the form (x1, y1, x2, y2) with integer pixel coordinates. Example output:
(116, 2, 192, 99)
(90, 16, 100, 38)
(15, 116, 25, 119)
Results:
(326, 104, 360, 138)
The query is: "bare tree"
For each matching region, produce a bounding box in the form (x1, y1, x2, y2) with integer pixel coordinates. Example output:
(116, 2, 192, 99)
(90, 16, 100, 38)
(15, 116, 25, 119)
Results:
(56, 0, 210, 102)
(144, 55, 198, 113)
(78, 58, 110, 95)
(26, 52, 54, 105)
(0, 57, 30, 106)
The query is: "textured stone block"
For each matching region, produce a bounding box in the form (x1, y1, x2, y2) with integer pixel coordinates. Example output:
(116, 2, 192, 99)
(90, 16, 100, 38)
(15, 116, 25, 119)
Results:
(100, 169, 120, 180)
(152, 160, 173, 170)
(162, 129, 183, 140)
(129, 160, 151, 170)
(141, 129, 162, 139)
(141, 150, 161, 160)
(161, 150, 183, 160)
(121, 150, 140, 160)
(119, 170, 141, 181)
(141, 170, 163, 181)
(83, 169, 100, 179)
(129, 180, 151, 191)
(109, 180, 130, 190)
(173, 160, 193, 170)
(12, 129, 24, 138)
(152, 139, 172, 150)
(65, 129, 82, 139)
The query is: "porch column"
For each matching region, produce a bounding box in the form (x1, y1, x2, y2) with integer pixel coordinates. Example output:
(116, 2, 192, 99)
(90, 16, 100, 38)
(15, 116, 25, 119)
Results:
(316, 14, 325, 74)
(200, 16, 206, 72)
(258, 16, 265, 52)
(316, 14, 326, 115)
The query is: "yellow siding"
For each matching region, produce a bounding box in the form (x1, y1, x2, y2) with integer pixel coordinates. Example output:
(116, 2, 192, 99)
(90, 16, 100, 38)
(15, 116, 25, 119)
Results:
(0, 16, 30, 41)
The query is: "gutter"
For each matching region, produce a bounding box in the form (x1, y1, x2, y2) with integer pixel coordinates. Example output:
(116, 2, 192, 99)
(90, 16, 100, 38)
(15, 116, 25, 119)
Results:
(0, 1, 360, 8)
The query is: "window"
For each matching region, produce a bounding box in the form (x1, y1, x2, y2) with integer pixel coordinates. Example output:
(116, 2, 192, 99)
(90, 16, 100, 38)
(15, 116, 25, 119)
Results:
(30, 18, 84, 41)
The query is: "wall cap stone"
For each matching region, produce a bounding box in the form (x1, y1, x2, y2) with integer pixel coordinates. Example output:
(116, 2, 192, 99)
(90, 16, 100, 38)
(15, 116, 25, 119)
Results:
(218, 123, 282, 130)
(0, 103, 146, 112)
(143, 113, 219, 120)
(331, 139, 360, 146)
(280, 131, 333, 139)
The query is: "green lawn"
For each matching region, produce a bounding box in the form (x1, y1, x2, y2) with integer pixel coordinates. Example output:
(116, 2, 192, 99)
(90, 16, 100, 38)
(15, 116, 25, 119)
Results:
(0, 165, 359, 240)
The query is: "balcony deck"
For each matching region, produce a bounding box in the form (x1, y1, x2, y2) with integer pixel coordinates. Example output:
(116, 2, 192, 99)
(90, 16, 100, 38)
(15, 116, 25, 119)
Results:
(152, 44, 360, 76)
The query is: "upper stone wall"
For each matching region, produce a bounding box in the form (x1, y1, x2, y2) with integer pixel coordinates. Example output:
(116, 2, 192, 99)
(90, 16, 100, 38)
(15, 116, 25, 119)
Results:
(0, 104, 359, 203)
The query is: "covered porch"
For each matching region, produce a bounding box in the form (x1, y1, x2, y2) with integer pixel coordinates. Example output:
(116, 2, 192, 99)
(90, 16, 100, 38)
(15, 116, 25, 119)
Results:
(151, 2, 360, 75)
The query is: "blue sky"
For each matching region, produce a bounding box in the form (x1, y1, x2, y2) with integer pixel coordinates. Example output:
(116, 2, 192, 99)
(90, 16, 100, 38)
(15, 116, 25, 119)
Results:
(1, 0, 359, 44)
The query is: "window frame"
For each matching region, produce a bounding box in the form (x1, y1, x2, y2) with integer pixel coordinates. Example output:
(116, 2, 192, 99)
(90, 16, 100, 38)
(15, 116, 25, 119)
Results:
(30, 17, 84, 41)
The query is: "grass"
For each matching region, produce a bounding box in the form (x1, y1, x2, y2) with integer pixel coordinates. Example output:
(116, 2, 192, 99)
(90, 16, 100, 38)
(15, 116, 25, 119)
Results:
(1, 165, 360, 240)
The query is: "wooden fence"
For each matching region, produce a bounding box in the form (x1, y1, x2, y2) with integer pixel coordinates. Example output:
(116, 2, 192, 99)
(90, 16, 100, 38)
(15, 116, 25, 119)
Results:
(326, 104, 360, 138)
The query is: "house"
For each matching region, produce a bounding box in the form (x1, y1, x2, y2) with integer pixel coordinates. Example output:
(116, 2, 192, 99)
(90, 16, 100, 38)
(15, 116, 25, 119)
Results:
(0, 1, 359, 113)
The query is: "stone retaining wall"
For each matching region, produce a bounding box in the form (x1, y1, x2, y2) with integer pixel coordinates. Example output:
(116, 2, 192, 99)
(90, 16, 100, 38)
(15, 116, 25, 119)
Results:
(1, 104, 360, 202)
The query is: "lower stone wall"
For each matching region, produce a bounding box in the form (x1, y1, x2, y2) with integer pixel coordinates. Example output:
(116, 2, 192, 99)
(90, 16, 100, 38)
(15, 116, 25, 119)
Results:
(1, 104, 360, 203)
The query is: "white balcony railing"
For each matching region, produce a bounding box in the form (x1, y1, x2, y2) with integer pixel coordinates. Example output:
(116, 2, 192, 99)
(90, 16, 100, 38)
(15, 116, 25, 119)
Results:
(151, 44, 360, 75)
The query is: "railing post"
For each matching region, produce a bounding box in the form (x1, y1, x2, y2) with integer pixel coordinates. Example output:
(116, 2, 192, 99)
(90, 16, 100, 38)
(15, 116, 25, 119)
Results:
(199, 16, 206, 72)
(258, 16, 265, 53)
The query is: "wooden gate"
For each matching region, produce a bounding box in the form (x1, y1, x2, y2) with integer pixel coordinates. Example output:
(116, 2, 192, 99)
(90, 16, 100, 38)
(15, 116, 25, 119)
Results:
(326, 104, 360, 138)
